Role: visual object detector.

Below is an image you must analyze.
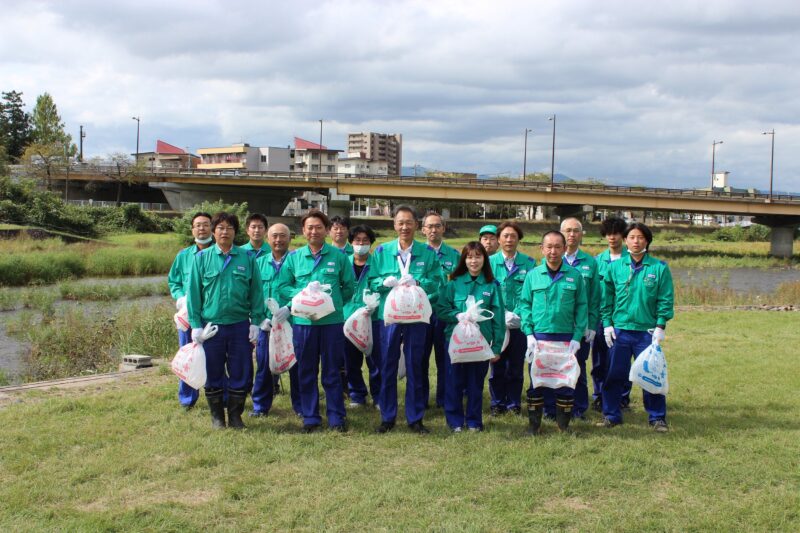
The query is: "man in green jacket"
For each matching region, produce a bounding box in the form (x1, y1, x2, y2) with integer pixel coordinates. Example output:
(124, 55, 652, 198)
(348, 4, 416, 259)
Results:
(488, 221, 536, 416)
(168, 211, 213, 409)
(422, 211, 461, 409)
(240, 213, 272, 260)
(599, 222, 674, 432)
(369, 205, 443, 434)
(186, 212, 267, 430)
(518, 230, 588, 434)
(275, 210, 356, 433)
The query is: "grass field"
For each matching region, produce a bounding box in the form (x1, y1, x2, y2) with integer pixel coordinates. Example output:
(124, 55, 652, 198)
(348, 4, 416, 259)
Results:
(0, 311, 797, 531)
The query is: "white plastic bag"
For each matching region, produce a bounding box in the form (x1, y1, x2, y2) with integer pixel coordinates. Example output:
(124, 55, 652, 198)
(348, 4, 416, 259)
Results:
(383, 280, 432, 324)
(291, 281, 335, 321)
(529, 340, 580, 389)
(267, 298, 296, 374)
(500, 328, 510, 353)
(449, 296, 495, 363)
(173, 305, 190, 332)
(171, 323, 218, 389)
(630, 341, 669, 395)
(344, 290, 380, 354)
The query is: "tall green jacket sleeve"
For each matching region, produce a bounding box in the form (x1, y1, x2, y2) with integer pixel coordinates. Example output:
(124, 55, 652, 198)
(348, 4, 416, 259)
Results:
(518, 272, 535, 336)
(656, 264, 675, 328)
(247, 257, 266, 325)
(488, 282, 506, 355)
(186, 251, 204, 328)
(167, 249, 185, 300)
(601, 266, 617, 328)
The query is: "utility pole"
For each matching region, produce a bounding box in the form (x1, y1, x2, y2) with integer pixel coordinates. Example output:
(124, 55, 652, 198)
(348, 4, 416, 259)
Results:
(762, 129, 775, 201)
(319, 119, 323, 175)
(549, 115, 556, 187)
(79, 125, 86, 162)
(711, 140, 723, 190)
(522, 128, 532, 179)
(131, 116, 140, 164)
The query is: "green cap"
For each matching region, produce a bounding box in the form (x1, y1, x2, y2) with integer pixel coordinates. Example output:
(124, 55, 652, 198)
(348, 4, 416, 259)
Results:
(479, 224, 497, 236)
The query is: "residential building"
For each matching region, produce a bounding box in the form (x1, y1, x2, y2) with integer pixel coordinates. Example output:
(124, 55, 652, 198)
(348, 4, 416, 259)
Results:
(347, 132, 402, 176)
(197, 143, 291, 172)
(134, 140, 200, 170)
(293, 137, 341, 173)
(337, 151, 388, 176)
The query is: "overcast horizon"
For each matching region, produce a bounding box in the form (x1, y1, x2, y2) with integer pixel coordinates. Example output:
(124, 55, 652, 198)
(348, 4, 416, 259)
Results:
(2, 0, 799, 193)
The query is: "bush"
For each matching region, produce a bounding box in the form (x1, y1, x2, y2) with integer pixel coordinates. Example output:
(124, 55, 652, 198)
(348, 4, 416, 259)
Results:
(711, 224, 771, 242)
(173, 200, 249, 246)
(656, 229, 684, 243)
(0, 176, 97, 236)
(88, 204, 173, 234)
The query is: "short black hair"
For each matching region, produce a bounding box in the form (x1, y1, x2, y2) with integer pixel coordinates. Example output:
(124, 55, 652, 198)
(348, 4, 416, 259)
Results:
(600, 217, 627, 237)
(541, 230, 566, 246)
(211, 212, 239, 234)
(348, 224, 376, 244)
(245, 213, 268, 227)
(422, 210, 444, 227)
(392, 204, 417, 220)
(624, 222, 653, 246)
(329, 215, 351, 229)
(301, 209, 331, 229)
(497, 220, 523, 240)
(191, 212, 212, 224)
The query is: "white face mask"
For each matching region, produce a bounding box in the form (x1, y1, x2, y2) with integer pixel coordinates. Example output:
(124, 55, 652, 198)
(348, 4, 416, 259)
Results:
(353, 244, 371, 256)
(195, 236, 213, 245)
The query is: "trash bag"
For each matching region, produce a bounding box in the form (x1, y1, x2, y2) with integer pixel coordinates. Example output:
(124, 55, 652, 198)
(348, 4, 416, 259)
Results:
(344, 289, 380, 354)
(173, 305, 190, 332)
(449, 296, 495, 363)
(171, 323, 218, 389)
(268, 298, 296, 374)
(529, 340, 580, 389)
(291, 280, 335, 321)
(383, 279, 432, 324)
(630, 341, 669, 395)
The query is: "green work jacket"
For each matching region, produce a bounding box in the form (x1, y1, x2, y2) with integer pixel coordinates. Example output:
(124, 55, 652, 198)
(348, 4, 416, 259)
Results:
(601, 253, 675, 331)
(331, 241, 354, 257)
(276, 243, 356, 326)
(564, 248, 601, 327)
(256, 252, 289, 320)
(344, 254, 379, 320)
(488, 251, 536, 313)
(240, 241, 272, 260)
(595, 248, 629, 280)
(187, 244, 266, 328)
(432, 241, 461, 279)
(435, 272, 506, 354)
(168, 244, 203, 300)
(517, 262, 588, 341)
(368, 239, 443, 319)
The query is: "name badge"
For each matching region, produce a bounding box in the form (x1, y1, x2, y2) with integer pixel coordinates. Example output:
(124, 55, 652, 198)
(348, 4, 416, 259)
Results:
(566, 277, 575, 283)
(482, 291, 491, 297)
(328, 261, 335, 266)
(416, 261, 425, 266)
(237, 266, 246, 271)
(326, 268, 334, 273)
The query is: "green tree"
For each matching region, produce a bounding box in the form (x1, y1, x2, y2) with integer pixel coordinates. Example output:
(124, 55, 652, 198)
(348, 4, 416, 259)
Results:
(22, 141, 71, 191)
(31, 92, 71, 147)
(88, 152, 146, 206)
(0, 90, 33, 161)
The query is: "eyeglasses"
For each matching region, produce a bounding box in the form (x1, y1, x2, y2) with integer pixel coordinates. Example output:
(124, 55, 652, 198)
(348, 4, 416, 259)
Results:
(215, 226, 235, 233)
(193, 223, 211, 229)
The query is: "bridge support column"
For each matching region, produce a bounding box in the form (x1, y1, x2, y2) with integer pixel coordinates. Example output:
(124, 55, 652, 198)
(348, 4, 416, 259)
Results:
(327, 188, 351, 218)
(554, 204, 593, 220)
(753, 216, 800, 258)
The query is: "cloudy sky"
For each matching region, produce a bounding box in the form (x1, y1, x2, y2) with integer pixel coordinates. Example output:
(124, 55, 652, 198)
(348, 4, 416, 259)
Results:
(2, 0, 799, 192)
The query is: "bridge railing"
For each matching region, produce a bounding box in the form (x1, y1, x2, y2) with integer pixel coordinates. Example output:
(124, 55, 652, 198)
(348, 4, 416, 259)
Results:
(65, 165, 800, 203)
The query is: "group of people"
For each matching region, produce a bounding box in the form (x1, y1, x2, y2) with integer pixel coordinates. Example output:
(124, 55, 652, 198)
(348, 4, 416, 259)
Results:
(168, 205, 674, 435)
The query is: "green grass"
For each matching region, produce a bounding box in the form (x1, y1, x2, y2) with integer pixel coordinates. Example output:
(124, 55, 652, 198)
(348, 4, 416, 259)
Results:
(0, 311, 797, 530)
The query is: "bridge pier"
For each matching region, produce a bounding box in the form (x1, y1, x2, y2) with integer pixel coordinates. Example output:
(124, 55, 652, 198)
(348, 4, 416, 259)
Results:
(753, 216, 800, 258)
(554, 204, 593, 220)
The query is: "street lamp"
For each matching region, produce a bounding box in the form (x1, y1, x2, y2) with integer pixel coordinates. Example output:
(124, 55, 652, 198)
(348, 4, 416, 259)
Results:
(131, 116, 140, 163)
(548, 115, 556, 187)
(318, 119, 323, 175)
(711, 140, 723, 190)
(762, 129, 775, 201)
(522, 128, 532, 179)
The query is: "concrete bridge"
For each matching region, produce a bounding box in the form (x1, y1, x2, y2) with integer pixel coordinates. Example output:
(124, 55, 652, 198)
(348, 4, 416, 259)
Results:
(54, 167, 800, 257)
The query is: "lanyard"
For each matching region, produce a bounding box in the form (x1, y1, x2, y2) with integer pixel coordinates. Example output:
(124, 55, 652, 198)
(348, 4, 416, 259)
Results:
(220, 254, 233, 273)
(355, 263, 369, 283)
(311, 250, 324, 271)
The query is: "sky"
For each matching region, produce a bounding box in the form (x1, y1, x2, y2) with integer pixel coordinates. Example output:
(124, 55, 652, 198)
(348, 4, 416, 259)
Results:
(2, 0, 799, 192)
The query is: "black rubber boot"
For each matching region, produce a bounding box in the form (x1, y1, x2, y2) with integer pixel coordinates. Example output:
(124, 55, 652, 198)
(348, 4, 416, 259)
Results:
(205, 388, 226, 429)
(526, 391, 544, 435)
(227, 389, 248, 430)
(556, 397, 575, 433)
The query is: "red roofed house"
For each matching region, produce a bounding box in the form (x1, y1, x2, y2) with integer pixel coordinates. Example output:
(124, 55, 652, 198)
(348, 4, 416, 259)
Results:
(134, 140, 200, 170)
(292, 136, 342, 173)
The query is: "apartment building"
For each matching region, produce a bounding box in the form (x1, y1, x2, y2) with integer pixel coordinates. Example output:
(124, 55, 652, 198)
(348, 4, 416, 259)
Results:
(134, 140, 200, 170)
(293, 137, 341, 173)
(337, 151, 388, 176)
(347, 132, 402, 176)
(197, 143, 291, 172)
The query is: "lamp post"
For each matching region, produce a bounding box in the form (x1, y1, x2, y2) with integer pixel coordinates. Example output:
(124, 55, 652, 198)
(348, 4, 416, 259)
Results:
(548, 114, 556, 187)
(318, 119, 323, 175)
(79, 125, 86, 162)
(762, 129, 775, 201)
(131, 116, 140, 163)
(711, 140, 723, 190)
(522, 128, 532, 179)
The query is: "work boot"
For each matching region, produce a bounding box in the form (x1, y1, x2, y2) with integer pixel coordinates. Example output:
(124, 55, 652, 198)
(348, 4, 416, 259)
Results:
(556, 397, 575, 433)
(526, 392, 544, 435)
(226, 389, 248, 430)
(205, 388, 226, 429)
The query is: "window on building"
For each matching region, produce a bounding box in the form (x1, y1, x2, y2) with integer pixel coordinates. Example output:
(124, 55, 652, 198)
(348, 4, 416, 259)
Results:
(261, 155, 267, 163)
(311, 164, 319, 171)
(326, 165, 335, 172)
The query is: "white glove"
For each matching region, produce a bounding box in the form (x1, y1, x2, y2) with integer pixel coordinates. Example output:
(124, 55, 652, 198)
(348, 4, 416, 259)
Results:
(259, 318, 272, 332)
(584, 328, 596, 344)
(525, 334, 538, 363)
(248, 324, 259, 344)
(527, 334, 536, 351)
(272, 306, 290, 322)
(175, 296, 186, 310)
(191, 328, 204, 344)
(568, 340, 581, 355)
(456, 312, 467, 322)
(505, 312, 521, 329)
(398, 273, 416, 286)
(604, 326, 616, 348)
(383, 276, 399, 288)
(652, 327, 666, 346)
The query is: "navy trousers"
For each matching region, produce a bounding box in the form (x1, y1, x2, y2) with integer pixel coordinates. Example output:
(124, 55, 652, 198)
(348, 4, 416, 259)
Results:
(293, 323, 347, 427)
(177, 329, 199, 407)
(203, 321, 253, 393)
(443, 342, 490, 430)
(252, 331, 300, 414)
(378, 321, 429, 425)
(423, 313, 448, 408)
(344, 320, 382, 405)
(592, 321, 632, 406)
(602, 329, 667, 424)
(489, 328, 525, 410)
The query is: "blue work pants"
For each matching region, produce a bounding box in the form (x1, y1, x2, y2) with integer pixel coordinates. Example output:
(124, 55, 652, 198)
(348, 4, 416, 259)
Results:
(344, 320, 382, 405)
(443, 343, 490, 430)
(423, 313, 448, 408)
(489, 328, 526, 410)
(293, 323, 347, 427)
(203, 321, 253, 393)
(177, 329, 199, 407)
(378, 321, 429, 425)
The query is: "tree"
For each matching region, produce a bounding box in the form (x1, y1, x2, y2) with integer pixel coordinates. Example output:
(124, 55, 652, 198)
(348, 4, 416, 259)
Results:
(0, 90, 33, 161)
(89, 152, 146, 206)
(22, 141, 71, 191)
(31, 92, 71, 147)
